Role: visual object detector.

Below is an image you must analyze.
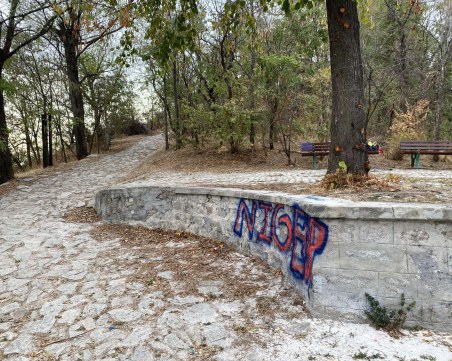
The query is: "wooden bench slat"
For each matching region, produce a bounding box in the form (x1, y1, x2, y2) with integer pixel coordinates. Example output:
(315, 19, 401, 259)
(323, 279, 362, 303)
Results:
(399, 140, 452, 168)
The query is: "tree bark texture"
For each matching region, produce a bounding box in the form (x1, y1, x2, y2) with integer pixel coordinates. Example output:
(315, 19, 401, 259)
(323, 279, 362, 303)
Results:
(163, 74, 170, 150)
(60, 29, 88, 160)
(0, 86, 14, 184)
(41, 113, 49, 168)
(172, 60, 182, 149)
(326, 0, 368, 175)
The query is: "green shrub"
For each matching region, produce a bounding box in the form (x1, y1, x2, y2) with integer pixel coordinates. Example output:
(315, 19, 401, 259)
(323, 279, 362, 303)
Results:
(364, 293, 415, 334)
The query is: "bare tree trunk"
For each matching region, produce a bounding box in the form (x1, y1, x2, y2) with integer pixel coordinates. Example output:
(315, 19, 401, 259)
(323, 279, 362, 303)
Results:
(249, 0, 256, 145)
(0, 83, 14, 184)
(326, 0, 368, 176)
(163, 73, 170, 151)
(433, 62, 445, 162)
(56, 116, 67, 163)
(172, 60, 182, 149)
(41, 113, 49, 168)
(25, 130, 33, 168)
(269, 119, 275, 151)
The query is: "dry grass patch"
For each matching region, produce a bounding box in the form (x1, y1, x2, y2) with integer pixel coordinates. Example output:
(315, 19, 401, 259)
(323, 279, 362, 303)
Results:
(63, 207, 102, 223)
(90, 224, 309, 321)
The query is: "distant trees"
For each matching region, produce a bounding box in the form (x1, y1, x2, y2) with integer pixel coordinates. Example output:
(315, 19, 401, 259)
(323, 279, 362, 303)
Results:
(0, 0, 137, 185)
(140, 2, 330, 163)
(53, 0, 124, 160)
(0, 0, 55, 184)
(361, 0, 452, 159)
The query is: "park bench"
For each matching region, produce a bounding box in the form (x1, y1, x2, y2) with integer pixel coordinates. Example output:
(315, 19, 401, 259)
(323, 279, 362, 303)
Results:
(400, 140, 452, 168)
(301, 142, 380, 169)
(301, 142, 330, 169)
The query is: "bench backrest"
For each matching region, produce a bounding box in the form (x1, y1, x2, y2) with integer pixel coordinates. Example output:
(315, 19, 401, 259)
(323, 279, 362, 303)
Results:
(400, 141, 452, 153)
(301, 142, 330, 152)
(301, 142, 380, 154)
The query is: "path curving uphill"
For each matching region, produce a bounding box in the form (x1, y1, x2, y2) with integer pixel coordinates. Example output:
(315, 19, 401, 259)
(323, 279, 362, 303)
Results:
(0, 135, 451, 361)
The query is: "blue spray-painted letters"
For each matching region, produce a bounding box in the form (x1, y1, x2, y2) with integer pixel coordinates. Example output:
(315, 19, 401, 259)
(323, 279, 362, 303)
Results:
(233, 199, 329, 287)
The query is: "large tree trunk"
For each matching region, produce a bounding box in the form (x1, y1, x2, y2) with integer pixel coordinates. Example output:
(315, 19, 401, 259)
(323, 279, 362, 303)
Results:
(63, 39, 88, 160)
(0, 83, 14, 184)
(326, 0, 368, 176)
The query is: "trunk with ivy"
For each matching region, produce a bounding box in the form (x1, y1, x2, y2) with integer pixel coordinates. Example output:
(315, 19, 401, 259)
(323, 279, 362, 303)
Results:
(326, 0, 368, 175)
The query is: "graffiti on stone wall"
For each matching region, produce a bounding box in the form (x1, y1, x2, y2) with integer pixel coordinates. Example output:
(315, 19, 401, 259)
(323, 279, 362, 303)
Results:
(233, 199, 328, 287)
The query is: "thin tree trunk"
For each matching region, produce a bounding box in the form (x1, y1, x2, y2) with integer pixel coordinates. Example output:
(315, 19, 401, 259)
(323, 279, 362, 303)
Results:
(269, 119, 275, 150)
(24, 124, 33, 168)
(433, 62, 445, 162)
(163, 73, 170, 151)
(57, 116, 67, 163)
(172, 60, 182, 149)
(48, 114, 53, 166)
(41, 113, 49, 168)
(33, 129, 41, 164)
(0, 79, 14, 184)
(326, 0, 368, 176)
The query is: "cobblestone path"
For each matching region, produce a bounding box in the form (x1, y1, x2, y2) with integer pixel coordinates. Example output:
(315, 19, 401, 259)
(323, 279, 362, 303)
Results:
(1, 135, 451, 361)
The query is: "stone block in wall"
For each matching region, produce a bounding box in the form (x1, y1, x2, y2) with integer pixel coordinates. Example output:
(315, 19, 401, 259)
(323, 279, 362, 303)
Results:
(326, 220, 359, 243)
(313, 269, 379, 298)
(311, 290, 366, 312)
(417, 272, 452, 302)
(311, 239, 340, 269)
(377, 272, 418, 299)
(357, 221, 394, 244)
(448, 248, 452, 274)
(406, 245, 449, 275)
(338, 244, 408, 273)
(393, 205, 452, 221)
(394, 221, 451, 247)
(312, 305, 362, 322)
(429, 301, 452, 329)
(328, 220, 394, 245)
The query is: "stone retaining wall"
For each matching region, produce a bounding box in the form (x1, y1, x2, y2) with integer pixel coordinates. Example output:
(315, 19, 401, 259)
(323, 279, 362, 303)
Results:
(95, 186, 452, 331)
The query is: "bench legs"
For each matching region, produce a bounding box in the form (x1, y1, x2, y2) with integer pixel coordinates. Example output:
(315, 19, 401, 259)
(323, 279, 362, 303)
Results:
(313, 155, 317, 170)
(410, 153, 420, 169)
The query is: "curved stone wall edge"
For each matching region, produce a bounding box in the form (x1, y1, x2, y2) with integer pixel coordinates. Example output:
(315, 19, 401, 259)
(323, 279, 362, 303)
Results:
(95, 185, 452, 331)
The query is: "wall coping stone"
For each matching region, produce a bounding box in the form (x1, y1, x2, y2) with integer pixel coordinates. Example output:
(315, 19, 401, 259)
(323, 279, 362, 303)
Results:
(101, 185, 452, 221)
